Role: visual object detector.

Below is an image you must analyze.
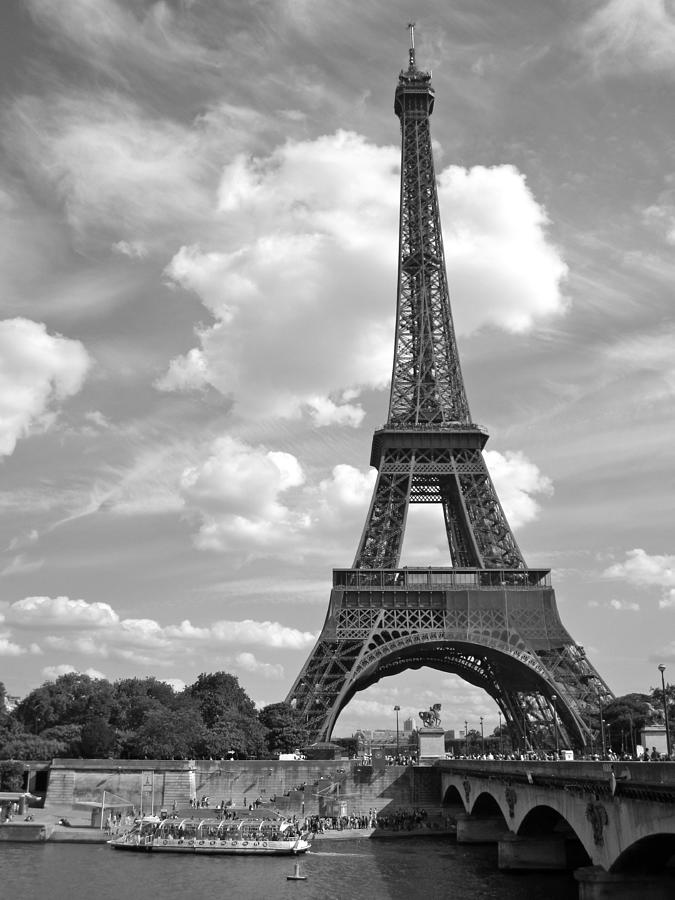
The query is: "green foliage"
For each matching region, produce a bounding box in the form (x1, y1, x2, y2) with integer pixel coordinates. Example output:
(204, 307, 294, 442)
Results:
(0, 735, 70, 760)
(259, 702, 310, 755)
(80, 717, 116, 758)
(1, 670, 281, 761)
(14, 673, 114, 733)
(0, 760, 25, 790)
(121, 706, 205, 759)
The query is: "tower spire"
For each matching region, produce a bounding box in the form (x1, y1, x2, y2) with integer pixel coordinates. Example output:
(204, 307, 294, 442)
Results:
(407, 21, 416, 71)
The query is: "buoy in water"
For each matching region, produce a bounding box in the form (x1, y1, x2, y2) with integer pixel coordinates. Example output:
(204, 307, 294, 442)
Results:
(286, 860, 307, 881)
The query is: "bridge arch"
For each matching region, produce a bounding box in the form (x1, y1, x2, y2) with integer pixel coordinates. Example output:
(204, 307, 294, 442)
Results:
(518, 804, 591, 868)
(469, 790, 508, 824)
(441, 783, 465, 809)
(610, 833, 675, 874)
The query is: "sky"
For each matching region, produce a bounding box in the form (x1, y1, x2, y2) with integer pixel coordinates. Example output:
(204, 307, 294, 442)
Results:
(1, 0, 674, 739)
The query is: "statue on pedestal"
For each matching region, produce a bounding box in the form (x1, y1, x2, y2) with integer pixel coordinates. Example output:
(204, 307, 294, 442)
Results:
(418, 703, 442, 728)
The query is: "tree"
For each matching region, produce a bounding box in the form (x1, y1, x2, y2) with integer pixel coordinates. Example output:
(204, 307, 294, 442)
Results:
(122, 706, 204, 759)
(188, 673, 257, 727)
(14, 673, 114, 733)
(80, 717, 116, 757)
(259, 703, 310, 755)
(111, 677, 180, 732)
(602, 693, 654, 752)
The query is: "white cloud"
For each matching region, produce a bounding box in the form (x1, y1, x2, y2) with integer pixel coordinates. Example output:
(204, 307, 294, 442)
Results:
(179, 435, 308, 551)
(6, 93, 215, 250)
(590, 598, 641, 612)
(603, 548, 675, 608)
(161, 678, 186, 693)
(485, 449, 554, 529)
(235, 651, 284, 680)
(41, 664, 107, 680)
(0, 636, 25, 656)
(0, 319, 91, 456)
(580, 0, 675, 76)
(609, 599, 640, 611)
(5, 596, 316, 667)
(160, 135, 566, 423)
(439, 165, 568, 333)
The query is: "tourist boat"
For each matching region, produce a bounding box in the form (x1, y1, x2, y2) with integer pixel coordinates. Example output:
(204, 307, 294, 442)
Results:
(108, 811, 311, 855)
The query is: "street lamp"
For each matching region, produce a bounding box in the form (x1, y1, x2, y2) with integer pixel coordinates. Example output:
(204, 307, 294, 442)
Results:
(551, 695, 560, 758)
(464, 720, 468, 756)
(393, 705, 401, 762)
(658, 664, 672, 759)
(598, 693, 606, 758)
(480, 716, 484, 756)
(498, 711, 503, 756)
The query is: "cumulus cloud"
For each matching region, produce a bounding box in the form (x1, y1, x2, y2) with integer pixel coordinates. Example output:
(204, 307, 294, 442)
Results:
(41, 664, 107, 681)
(440, 165, 568, 333)
(4, 596, 316, 669)
(603, 548, 675, 608)
(580, 0, 675, 76)
(589, 598, 641, 612)
(484, 449, 554, 529)
(0, 319, 91, 456)
(179, 435, 308, 551)
(160, 134, 566, 423)
(0, 636, 26, 656)
(235, 652, 284, 680)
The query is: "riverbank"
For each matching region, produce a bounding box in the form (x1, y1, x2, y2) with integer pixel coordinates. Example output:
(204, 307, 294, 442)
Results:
(0, 820, 455, 845)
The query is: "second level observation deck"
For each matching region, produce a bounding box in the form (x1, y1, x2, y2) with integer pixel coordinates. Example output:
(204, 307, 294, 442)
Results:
(332, 568, 551, 590)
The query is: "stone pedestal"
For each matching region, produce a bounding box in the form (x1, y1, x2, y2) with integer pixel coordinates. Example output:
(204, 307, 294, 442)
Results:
(575, 865, 675, 900)
(498, 833, 567, 870)
(417, 727, 445, 763)
(455, 813, 507, 844)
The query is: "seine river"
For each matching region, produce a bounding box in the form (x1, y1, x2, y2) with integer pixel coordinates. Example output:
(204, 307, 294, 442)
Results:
(0, 838, 577, 899)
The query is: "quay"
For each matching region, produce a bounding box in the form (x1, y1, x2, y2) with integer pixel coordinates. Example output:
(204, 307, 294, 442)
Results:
(2, 756, 674, 897)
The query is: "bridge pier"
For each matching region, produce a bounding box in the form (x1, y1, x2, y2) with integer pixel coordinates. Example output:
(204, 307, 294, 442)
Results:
(574, 865, 675, 900)
(455, 813, 507, 844)
(497, 833, 567, 870)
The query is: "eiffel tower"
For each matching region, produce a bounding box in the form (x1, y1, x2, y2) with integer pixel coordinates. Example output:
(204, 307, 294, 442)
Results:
(287, 27, 612, 751)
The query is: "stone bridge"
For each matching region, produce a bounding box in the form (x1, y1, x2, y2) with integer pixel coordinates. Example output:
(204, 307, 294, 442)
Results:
(437, 759, 675, 899)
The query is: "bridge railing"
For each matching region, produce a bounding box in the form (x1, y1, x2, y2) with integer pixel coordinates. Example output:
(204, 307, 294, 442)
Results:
(333, 568, 551, 589)
(436, 758, 675, 790)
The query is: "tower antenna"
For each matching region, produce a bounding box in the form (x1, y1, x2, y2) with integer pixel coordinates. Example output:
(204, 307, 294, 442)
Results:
(407, 21, 416, 70)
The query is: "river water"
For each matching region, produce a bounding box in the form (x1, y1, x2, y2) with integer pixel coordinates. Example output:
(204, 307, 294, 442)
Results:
(1, 838, 577, 899)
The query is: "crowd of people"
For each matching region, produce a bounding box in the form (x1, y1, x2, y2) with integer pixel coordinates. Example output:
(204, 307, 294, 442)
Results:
(299, 806, 435, 834)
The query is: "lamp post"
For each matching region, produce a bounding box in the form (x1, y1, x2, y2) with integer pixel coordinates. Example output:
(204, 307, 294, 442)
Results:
(598, 693, 606, 758)
(480, 716, 484, 756)
(551, 694, 560, 758)
(498, 711, 503, 756)
(464, 720, 468, 756)
(394, 705, 401, 762)
(658, 664, 672, 759)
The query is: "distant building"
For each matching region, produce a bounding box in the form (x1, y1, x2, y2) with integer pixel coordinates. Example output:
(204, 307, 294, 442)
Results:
(403, 717, 414, 733)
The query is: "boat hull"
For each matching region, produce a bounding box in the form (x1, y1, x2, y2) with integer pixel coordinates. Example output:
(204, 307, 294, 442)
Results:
(109, 837, 310, 855)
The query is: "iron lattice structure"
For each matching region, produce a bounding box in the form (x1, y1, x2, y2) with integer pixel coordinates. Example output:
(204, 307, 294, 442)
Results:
(287, 34, 612, 751)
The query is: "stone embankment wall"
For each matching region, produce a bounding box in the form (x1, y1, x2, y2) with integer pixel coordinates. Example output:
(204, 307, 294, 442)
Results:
(45, 759, 442, 817)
